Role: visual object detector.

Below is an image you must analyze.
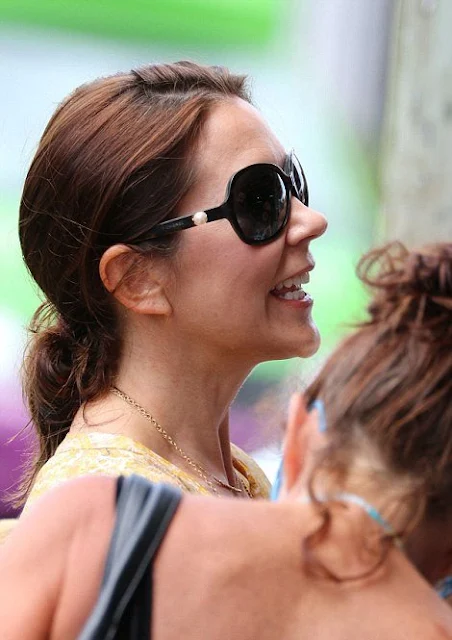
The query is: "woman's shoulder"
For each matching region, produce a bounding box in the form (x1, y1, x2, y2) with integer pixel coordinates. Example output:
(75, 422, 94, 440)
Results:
(231, 444, 271, 499)
(25, 431, 212, 509)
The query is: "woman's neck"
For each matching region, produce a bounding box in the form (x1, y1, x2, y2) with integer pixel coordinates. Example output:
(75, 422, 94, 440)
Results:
(73, 328, 255, 488)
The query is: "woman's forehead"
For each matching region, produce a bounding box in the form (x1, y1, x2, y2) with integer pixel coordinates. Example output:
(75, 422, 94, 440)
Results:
(198, 98, 286, 173)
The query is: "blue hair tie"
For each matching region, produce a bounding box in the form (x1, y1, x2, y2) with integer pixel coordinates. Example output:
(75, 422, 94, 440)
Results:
(435, 576, 452, 600)
(310, 398, 327, 433)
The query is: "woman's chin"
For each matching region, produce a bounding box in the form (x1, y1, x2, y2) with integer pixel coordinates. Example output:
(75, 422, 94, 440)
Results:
(267, 325, 321, 361)
(294, 325, 321, 359)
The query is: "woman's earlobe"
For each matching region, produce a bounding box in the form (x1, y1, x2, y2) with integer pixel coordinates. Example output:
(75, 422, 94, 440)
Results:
(99, 245, 172, 316)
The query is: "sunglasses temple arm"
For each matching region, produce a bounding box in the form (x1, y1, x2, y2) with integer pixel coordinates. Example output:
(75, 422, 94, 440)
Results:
(140, 214, 200, 239)
(204, 205, 226, 221)
(136, 204, 227, 242)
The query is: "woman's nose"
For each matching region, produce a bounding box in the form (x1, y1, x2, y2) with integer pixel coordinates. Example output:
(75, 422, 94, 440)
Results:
(285, 197, 327, 246)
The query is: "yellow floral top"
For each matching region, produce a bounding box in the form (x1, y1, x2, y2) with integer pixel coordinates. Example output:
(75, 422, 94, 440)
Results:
(25, 432, 270, 507)
(0, 433, 270, 544)
(0, 432, 270, 544)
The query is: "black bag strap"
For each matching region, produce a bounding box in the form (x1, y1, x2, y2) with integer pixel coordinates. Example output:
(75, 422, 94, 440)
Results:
(78, 475, 182, 640)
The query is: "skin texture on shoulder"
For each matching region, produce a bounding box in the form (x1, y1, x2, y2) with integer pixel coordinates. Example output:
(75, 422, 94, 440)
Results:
(0, 476, 116, 640)
(155, 496, 452, 640)
(1, 476, 452, 640)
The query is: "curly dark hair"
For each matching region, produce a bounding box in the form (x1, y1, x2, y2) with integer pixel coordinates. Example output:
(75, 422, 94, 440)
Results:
(304, 241, 452, 580)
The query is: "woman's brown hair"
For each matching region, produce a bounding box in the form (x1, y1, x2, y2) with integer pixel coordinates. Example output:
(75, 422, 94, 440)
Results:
(304, 241, 452, 578)
(18, 61, 250, 501)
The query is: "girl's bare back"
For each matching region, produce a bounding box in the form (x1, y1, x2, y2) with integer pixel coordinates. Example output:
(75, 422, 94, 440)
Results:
(1, 477, 451, 640)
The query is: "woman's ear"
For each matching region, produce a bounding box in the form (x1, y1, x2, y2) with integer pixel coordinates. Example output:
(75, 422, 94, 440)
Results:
(282, 393, 322, 493)
(99, 244, 172, 316)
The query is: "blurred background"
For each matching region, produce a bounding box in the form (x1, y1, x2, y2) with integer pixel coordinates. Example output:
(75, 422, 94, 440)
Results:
(1, 0, 450, 513)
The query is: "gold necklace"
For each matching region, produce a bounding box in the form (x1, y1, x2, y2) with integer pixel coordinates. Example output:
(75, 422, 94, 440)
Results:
(111, 387, 251, 498)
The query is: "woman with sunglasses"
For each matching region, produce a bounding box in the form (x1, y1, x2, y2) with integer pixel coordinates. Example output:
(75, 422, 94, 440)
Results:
(11, 61, 326, 520)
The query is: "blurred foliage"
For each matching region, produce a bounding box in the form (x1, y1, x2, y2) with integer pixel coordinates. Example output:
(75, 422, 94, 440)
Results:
(0, 0, 279, 47)
(0, 195, 40, 321)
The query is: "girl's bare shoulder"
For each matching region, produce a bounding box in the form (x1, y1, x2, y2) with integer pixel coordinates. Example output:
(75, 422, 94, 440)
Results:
(0, 475, 117, 640)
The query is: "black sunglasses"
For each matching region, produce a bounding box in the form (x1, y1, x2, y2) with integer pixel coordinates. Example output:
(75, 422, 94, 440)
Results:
(145, 149, 308, 246)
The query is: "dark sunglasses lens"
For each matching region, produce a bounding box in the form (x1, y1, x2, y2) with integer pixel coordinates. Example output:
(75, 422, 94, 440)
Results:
(231, 166, 288, 242)
(291, 154, 309, 206)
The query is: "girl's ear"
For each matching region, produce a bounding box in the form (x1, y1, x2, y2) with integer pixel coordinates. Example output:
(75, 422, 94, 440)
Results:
(283, 393, 309, 491)
(282, 394, 323, 494)
(99, 244, 172, 316)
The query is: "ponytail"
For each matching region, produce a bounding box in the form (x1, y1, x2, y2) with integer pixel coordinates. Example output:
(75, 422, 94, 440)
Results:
(19, 302, 120, 502)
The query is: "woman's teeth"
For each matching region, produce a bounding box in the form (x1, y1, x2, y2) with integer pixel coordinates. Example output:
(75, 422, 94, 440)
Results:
(278, 289, 306, 300)
(271, 273, 310, 300)
(274, 273, 309, 290)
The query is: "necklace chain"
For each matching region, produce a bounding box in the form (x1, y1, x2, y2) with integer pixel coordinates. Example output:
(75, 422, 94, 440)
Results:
(111, 387, 251, 497)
